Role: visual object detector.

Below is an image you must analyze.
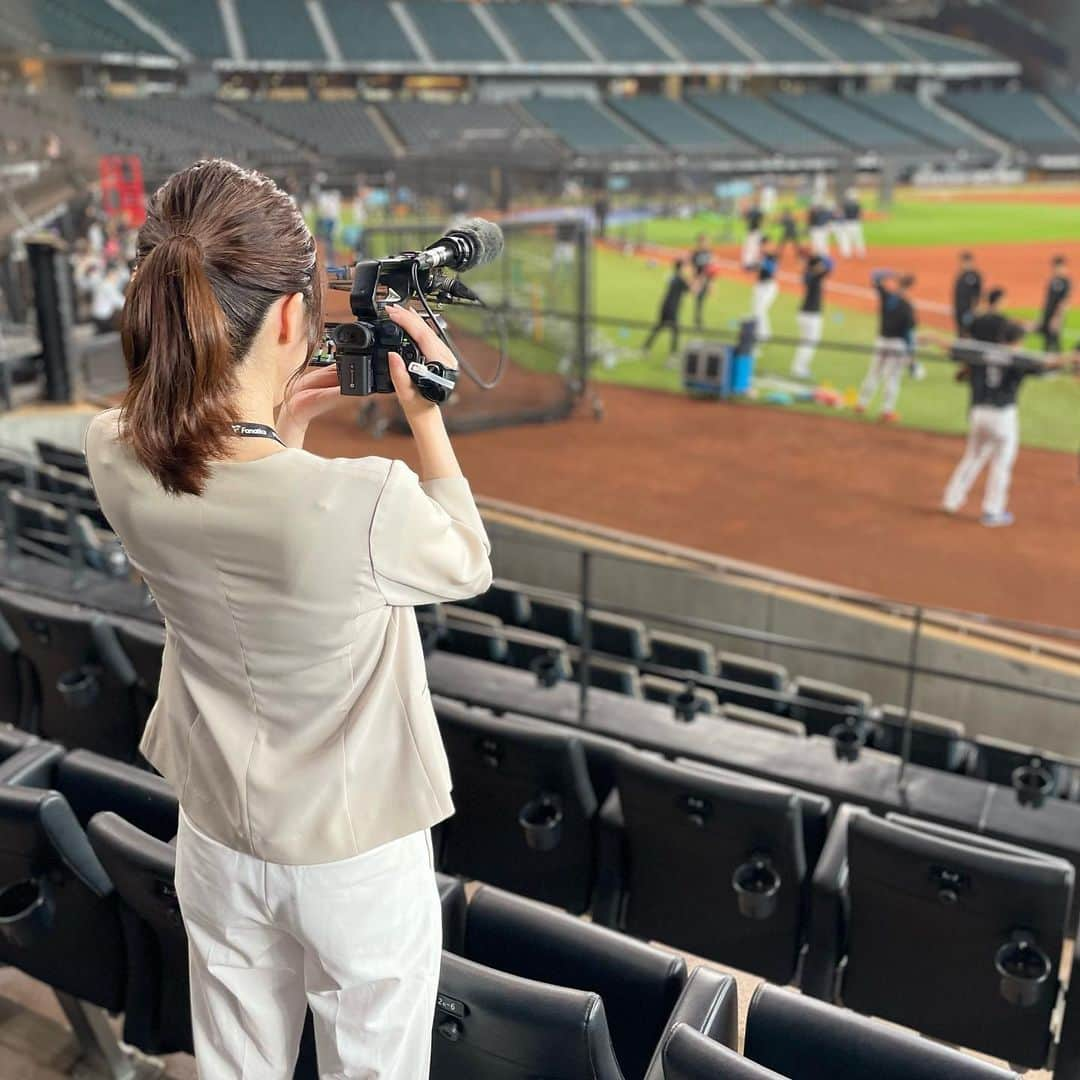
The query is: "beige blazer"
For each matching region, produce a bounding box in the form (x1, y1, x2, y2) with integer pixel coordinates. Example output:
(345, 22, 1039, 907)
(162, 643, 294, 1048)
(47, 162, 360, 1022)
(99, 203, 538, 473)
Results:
(85, 408, 491, 865)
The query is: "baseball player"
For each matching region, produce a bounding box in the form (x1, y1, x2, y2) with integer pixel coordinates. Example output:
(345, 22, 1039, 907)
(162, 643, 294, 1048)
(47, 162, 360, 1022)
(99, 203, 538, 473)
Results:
(791, 249, 834, 380)
(837, 189, 866, 259)
(748, 236, 779, 342)
(969, 287, 1010, 345)
(1038, 254, 1071, 353)
(856, 270, 917, 422)
(689, 233, 713, 331)
(943, 323, 1076, 527)
(952, 251, 982, 338)
(644, 258, 692, 358)
(741, 201, 765, 268)
(776, 208, 799, 260)
(807, 203, 831, 257)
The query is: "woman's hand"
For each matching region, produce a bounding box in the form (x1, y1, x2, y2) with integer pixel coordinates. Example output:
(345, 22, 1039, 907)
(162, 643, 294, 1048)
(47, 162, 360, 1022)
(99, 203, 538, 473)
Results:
(276, 362, 342, 447)
(385, 303, 458, 426)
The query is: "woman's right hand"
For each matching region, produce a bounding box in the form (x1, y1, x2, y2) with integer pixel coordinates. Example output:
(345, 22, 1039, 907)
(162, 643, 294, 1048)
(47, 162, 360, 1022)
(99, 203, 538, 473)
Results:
(385, 303, 458, 426)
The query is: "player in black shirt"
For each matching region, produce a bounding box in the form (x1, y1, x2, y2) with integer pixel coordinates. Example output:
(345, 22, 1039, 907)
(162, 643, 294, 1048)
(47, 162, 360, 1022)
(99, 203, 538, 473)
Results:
(952, 251, 982, 337)
(856, 271, 917, 421)
(791, 251, 834, 379)
(689, 233, 713, 331)
(1038, 254, 1071, 352)
(644, 259, 692, 357)
(968, 287, 1011, 346)
(776, 208, 799, 260)
(741, 202, 765, 268)
(943, 323, 1077, 526)
(838, 189, 865, 259)
(807, 203, 831, 257)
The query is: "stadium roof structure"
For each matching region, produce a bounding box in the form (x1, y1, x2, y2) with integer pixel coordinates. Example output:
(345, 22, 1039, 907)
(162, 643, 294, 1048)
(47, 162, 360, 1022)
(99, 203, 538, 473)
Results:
(0, 0, 1020, 79)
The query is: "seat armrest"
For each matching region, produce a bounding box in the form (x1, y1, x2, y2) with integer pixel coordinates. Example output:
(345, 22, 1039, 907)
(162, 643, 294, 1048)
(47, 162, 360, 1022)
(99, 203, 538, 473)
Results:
(590, 788, 625, 928)
(643, 969, 739, 1080)
(802, 803, 868, 1000)
(1057, 926, 1080, 1076)
(0, 743, 64, 788)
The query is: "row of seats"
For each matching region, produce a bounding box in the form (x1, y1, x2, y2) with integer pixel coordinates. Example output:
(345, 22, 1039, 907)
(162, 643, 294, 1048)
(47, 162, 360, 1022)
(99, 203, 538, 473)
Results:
(0, 728, 1034, 1078)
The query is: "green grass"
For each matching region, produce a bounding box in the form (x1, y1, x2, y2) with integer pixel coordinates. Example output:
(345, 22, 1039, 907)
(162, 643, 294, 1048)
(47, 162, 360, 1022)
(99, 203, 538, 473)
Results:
(590, 246, 1080, 452)
(620, 196, 1080, 251)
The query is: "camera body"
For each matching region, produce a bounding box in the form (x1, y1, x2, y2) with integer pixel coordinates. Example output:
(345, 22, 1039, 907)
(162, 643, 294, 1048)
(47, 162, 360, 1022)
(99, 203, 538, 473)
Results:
(317, 254, 458, 404)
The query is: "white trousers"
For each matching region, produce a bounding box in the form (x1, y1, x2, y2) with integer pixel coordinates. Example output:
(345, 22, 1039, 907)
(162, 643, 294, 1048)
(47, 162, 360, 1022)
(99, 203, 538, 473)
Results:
(943, 405, 1019, 517)
(751, 279, 778, 341)
(741, 230, 762, 269)
(792, 312, 823, 378)
(841, 220, 865, 257)
(808, 226, 830, 256)
(175, 809, 441, 1079)
(858, 337, 908, 413)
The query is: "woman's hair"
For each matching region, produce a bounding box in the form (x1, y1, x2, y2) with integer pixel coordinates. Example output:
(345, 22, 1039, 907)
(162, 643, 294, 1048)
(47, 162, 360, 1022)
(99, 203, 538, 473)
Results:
(119, 159, 322, 495)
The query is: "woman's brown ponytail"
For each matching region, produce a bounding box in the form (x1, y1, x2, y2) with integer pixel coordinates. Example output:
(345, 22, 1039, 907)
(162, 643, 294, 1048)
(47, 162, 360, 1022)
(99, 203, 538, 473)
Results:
(118, 160, 321, 496)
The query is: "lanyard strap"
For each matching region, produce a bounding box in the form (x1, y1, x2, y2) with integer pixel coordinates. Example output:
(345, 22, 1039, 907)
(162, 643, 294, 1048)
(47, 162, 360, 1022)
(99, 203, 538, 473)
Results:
(230, 422, 286, 447)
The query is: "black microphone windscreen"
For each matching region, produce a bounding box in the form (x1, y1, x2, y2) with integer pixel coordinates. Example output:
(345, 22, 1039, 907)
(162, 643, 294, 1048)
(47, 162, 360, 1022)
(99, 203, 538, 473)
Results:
(452, 218, 504, 270)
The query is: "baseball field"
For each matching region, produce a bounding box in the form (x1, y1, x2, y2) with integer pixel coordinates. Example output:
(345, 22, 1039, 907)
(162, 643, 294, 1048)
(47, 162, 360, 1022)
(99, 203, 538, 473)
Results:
(591, 186, 1080, 452)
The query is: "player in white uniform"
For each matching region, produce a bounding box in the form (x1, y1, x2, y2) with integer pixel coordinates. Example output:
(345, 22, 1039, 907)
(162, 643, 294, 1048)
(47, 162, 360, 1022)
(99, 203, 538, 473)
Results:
(943, 324, 1077, 527)
(748, 236, 779, 342)
(792, 251, 833, 379)
(837, 189, 866, 259)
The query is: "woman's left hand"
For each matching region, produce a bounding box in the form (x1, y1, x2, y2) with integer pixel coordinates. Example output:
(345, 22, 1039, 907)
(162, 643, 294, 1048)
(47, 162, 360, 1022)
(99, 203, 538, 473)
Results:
(276, 363, 342, 447)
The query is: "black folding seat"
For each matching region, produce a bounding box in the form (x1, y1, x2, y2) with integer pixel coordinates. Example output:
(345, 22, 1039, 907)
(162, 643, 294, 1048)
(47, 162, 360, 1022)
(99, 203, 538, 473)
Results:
(648, 630, 716, 677)
(35, 438, 90, 477)
(871, 705, 974, 774)
(589, 611, 650, 662)
(88, 809, 467, 1065)
(575, 655, 642, 697)
(501, 626, 572, 684)
(460, 885, 687, 1079)
(111, 619, 165, 730)
(655, 988, 1021, 1079)
(436, 702, 599, 913)
(439, 605, 508, 663)
(468, 578, 533, 626)
(431, 952, 624, 1080)
(0, 604, 33, 729)
(803, 807, 1080, 1075)
(0, 748, 173, 1074)
(788, 676, 870, 737)
(0, 589, 141, 760)
(37, 462, 109, 530)
(641, 674, 718, 716)
(721, 705, 805, 737)
(973, 734, 1077, 801)
(4, 487, 70, 560)
(717, 652, 788, 713)
(522, 588, 583, 643)
(595, 750, 830, 984)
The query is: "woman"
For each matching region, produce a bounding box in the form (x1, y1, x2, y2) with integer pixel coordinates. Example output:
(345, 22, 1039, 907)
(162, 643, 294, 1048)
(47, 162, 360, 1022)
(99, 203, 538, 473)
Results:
(84, 160, 492, 1077)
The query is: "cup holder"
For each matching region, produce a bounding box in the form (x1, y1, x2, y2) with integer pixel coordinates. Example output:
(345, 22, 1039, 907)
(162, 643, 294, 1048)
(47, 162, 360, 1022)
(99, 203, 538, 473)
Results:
(830, 721, 864, 763)
(57, 666, 100, 710)
(732, 855, 781, 920)
(530, 652, 563, 689)
(674, 685, 703, 724)
(995, 932, 1052, 1008)
(0, 878, 54, 948)
(518, 794, 563, 852)
(1012, 762, 1055, 809)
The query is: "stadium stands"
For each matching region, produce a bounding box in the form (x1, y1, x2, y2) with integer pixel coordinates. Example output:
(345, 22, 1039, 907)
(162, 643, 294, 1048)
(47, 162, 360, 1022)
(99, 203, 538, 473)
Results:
(405, 0, 508, 63)
(321, 0, 420, 62)
(633, 4, 751, 64)
(689, 93, 840, 158)
(710, 5, 824, 64)
(1, 0, 164, 56)
(567, 3, 671, 63)
(520, 96, 654, 154)
(136, 0, 230, 59)
(233, 0, 326, 62)
(780, 7, 909, 64)
(942, 89, 1079, 156)
(770, 92, 930, 155)
(1050, 91, 1080, 132)
(850, 91, 988, 151)
(233, 99, 390, 160)
(609, 95, 758, 157)
(487, 1, 590, 63)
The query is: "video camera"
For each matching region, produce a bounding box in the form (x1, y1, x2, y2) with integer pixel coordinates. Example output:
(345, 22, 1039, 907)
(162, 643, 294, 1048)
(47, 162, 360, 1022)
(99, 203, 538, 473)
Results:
(312, 218, 504, 405)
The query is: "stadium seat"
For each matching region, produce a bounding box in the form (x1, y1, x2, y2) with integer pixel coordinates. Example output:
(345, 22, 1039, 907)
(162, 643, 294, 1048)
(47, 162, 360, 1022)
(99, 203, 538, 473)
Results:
(871, 705, 974, 774)
(0, 605, 33, 729)
(641, 674, 719, 717)
(596, 750, 829, 983)
(0, 589, 142, 760)
(522, 588, 583, 643)
(501, 626, 572, 684)
(972, 734, 1078, 801)
(721, 704, 806, 738)
(460, 885, 688, 1079)
(111, 619, 165, 729)
(788, 677, 871, 738)
(574, 655, 643, 698)
(717, 652, 789, 713)
(440, 605, 509, 663)
(803, 806, 1080, 1073)
(468, 579, 532, 625)
(431, 952, 624, 1079)
(588, 611, 650, 662)
(648, 630, 716, 676)
(34, 439, 89, 477)
(435, 702, 599, 913)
